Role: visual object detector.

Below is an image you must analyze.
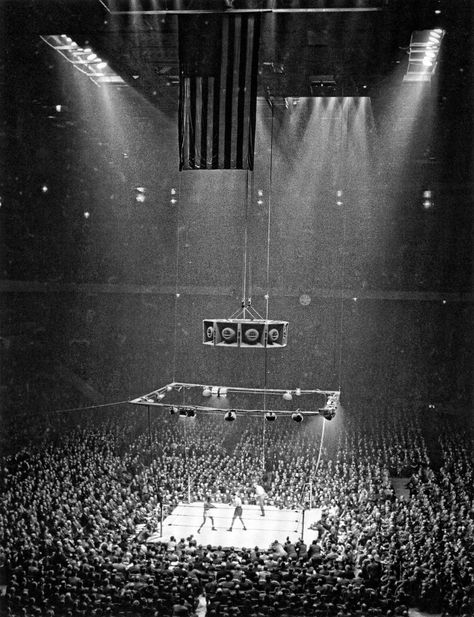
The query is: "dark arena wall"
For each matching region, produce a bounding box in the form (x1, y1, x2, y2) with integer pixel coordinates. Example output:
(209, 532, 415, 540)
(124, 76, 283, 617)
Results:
(2, 291, 472, 423)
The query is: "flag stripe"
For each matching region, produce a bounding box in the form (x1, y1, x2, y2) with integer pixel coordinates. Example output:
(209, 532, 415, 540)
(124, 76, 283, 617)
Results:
(195, 76, 202, 168)
(179, 14, 260, 170)
(247, 14, 260, 170)
(178, 78, 185, 169)
(229, 16, 242, 168)
(199, 77, 208, 169)
(236, 16, 249, 169)
(181, 78, 190, 169)
(242, 16, 255, 169)
(221, 16, 234, 169)
(212, 70, 221, 169)
(189, 76, 196, 168)
(206, 77, 214, 168)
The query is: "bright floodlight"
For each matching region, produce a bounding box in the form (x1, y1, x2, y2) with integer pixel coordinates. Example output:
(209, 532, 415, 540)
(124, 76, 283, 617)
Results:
(40, 36, 124, 88)
(319, 408, 336, 421)
(403, 29, 445, 83)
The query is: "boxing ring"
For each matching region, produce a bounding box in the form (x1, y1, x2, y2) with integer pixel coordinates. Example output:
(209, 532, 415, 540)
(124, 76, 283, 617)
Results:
(139, 502, 324, 549)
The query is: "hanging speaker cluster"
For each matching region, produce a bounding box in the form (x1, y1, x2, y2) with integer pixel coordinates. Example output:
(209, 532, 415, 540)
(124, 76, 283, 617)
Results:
(203, 319, 288, 348)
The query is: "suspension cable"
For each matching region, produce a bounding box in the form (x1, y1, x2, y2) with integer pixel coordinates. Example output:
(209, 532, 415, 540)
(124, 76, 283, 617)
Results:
(262, 98, 275, 471)
(314, 417, 326, 475)
(336, 100, 347, 392)
(53, 399, 131, 414)
(242, 170, 251, 309)
(264, 103, 274, 321)
(337, 210, 346, 391)
(172, 174, 183, 383)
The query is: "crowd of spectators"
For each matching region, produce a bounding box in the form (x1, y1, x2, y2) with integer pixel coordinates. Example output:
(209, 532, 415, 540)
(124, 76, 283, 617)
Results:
(1, 404, 472, 617)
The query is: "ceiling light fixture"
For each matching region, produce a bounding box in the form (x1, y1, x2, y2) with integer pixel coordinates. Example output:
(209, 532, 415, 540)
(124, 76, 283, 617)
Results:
(40, 35, 125, 87)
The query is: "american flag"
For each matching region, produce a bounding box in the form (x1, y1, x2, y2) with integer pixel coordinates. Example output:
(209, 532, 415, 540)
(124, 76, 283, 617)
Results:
(178, 13, 261, 170)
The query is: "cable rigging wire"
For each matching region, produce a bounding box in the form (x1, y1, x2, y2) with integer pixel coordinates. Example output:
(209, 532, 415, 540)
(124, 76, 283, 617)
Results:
(314, 416, 326, 474)
(336, 100, 347, 392)
(230, 170, 260, 320)
(52, 399, 131, 414)
(261, 97, 275, 471)
(242, 170, 251, 309)
(171, 174, 183, 384)
(337, 209, 346, 392)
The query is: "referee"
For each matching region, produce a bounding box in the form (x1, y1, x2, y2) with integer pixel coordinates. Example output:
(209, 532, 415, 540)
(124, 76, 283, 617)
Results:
(254, 482, 267, 517)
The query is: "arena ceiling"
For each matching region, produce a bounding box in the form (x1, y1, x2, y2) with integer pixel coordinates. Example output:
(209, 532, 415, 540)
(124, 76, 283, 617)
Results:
(3, 0, 472, 106)
(2, 0, 472, 187)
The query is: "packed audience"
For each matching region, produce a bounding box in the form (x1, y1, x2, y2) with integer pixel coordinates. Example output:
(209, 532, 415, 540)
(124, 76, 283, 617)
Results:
(1, 404, 473, 617)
